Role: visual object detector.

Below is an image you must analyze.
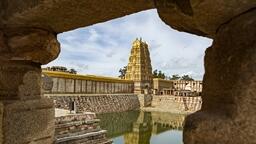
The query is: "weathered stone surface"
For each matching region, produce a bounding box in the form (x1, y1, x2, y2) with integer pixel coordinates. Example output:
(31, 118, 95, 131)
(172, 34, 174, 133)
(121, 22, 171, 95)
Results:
(137, 94, 152, 107)
(55, 113, 112, 144)
(0, 58, 56, 143)
(0, 28, 60, 64)
(1, 98, 55, 144)
(0, 61, 41, 100)
(42, 73, 53, 92)
(1, 0, 255, 37)
(0, 31, 7, 53)
(144, 95, 201, 113)
(1, 0, 155, 33)
(155, 0, 256, 37)
(183, 9, 256, 144)
(45, 94, 141, 113)
(0, 25, 59, 143)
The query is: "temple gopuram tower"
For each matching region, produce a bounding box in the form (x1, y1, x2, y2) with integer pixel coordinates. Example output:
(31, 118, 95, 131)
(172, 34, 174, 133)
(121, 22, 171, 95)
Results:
(125, 38, 153, 94)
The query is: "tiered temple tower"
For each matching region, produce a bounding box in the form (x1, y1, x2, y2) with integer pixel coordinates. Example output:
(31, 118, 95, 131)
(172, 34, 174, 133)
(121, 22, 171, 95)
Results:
(125, 38, 153, 94)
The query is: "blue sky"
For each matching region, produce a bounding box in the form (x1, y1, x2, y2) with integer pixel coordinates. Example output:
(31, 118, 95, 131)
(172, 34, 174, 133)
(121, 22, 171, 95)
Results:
(44, 9, 213, 80)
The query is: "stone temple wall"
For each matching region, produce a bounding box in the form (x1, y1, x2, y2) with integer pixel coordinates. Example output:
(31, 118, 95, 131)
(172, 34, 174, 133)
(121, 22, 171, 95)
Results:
(42, 70, 134, 94)
(137, 94, 153, 107)
(45, 94, 140, 113)
(150, 95, 202, 113)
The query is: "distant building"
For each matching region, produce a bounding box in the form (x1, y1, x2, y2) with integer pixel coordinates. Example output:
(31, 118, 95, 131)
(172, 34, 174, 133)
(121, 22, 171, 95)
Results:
(42, 70, 134, 94)
(171, 80, 202, 96)
(124, 38, 202, 96)
(153, 78, 173, 95)
(153, 78, 202, 96)
(125, 38, 153, 94)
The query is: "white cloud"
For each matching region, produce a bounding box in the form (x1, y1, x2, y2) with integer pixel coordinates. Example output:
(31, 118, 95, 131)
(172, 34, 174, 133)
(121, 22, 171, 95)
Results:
(88, 29, 100, 42)
(44, 9, 213, 80)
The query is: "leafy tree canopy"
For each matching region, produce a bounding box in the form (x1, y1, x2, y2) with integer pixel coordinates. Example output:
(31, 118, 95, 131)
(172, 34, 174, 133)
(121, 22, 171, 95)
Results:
(180, 75, 194, 81)
(169, 74, 181, 80)
(118, 66, 127, 79)
(44, 66, 77, 74)
(152, 69, 166, 79)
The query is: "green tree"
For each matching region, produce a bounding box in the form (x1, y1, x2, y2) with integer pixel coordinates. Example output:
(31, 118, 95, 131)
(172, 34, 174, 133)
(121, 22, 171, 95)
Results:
(69, 68, 77, 74)
(158, 70, 166, 79)
(119, 66, 127, 79)
(153, 69, 158, 78)
(181, 75, 194, 81)
(152, 69, 166, 79)
(169, 74, 180, 80)
(50, 66, 67, 72)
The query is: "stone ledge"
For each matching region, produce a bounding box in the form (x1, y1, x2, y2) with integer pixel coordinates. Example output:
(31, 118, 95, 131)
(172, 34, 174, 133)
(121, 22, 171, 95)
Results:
(56, 119, 100, 128)
(1, 98, 55, 144)
(56, 130, 107, 143)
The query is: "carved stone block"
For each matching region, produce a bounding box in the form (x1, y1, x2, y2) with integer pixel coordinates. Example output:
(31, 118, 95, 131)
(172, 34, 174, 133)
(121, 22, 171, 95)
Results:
(0, 61, 41, 100)
(0, 98, 55, 144)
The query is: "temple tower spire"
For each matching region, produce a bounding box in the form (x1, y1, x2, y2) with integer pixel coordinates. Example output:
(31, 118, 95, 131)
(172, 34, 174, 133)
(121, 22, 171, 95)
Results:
(125, 38, 153, 94)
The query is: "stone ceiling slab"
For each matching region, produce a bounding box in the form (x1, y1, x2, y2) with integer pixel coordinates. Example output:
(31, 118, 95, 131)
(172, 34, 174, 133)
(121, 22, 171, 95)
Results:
(1, 0, 155, 33)
(155, 0, 256, 37)
(1, 0, 255, 38)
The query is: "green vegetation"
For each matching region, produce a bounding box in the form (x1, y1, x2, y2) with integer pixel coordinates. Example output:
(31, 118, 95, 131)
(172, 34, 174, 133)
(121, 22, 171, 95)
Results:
(169, 74, 181, 80)
(118, 66, 127, 79)
(180, 75, 194, 81)
(153, 69, 166, 79)
(153, 69, 194, 81)
(118, 66, 194, 81)
(43, 66, 77, 74)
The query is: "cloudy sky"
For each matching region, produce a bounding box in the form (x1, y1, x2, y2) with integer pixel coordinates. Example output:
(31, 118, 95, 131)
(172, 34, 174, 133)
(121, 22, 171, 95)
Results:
(44, 9, 213, 80)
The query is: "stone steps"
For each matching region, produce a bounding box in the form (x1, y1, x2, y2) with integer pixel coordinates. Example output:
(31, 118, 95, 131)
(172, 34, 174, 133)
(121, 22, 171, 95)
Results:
(55, 113, 112, 144)
(56, 119, 100, 129)
(56, 130, 109, 143)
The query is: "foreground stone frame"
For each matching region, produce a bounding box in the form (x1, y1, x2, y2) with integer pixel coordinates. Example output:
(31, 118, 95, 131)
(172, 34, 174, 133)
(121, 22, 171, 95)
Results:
(0, 0, 255, 143)
(0, 28, 59, 143)
(184, 9, 256, 144)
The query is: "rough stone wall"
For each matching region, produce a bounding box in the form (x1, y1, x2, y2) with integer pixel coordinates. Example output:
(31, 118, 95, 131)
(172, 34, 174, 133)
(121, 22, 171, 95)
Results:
(137, 94, 152, 107)
(151, 95, 202, 113)
(184, 9, 256, 144)
(174, 96, 202, 112)
(0, 28, 58, 144)
(46, 94, 140, 113)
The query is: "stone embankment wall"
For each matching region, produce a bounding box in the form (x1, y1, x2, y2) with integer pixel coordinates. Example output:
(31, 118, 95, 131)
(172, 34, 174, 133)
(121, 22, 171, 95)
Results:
(148, 95, 202, 113)
(45, 94, 140, 113)
(174, 96, 202, 112)
(137, 94, 152, 107)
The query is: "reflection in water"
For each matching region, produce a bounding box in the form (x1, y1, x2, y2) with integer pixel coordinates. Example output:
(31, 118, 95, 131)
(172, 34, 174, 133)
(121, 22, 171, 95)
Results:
(97, 111, 185, 144)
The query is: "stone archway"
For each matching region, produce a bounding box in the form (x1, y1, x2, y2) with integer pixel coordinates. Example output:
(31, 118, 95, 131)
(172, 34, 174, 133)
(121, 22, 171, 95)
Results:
(0, 0, 255, 143)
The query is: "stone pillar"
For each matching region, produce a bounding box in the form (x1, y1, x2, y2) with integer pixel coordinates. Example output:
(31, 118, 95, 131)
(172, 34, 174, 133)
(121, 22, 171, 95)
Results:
(183, 9, 256, 144)
(0, 28, 60, 143)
